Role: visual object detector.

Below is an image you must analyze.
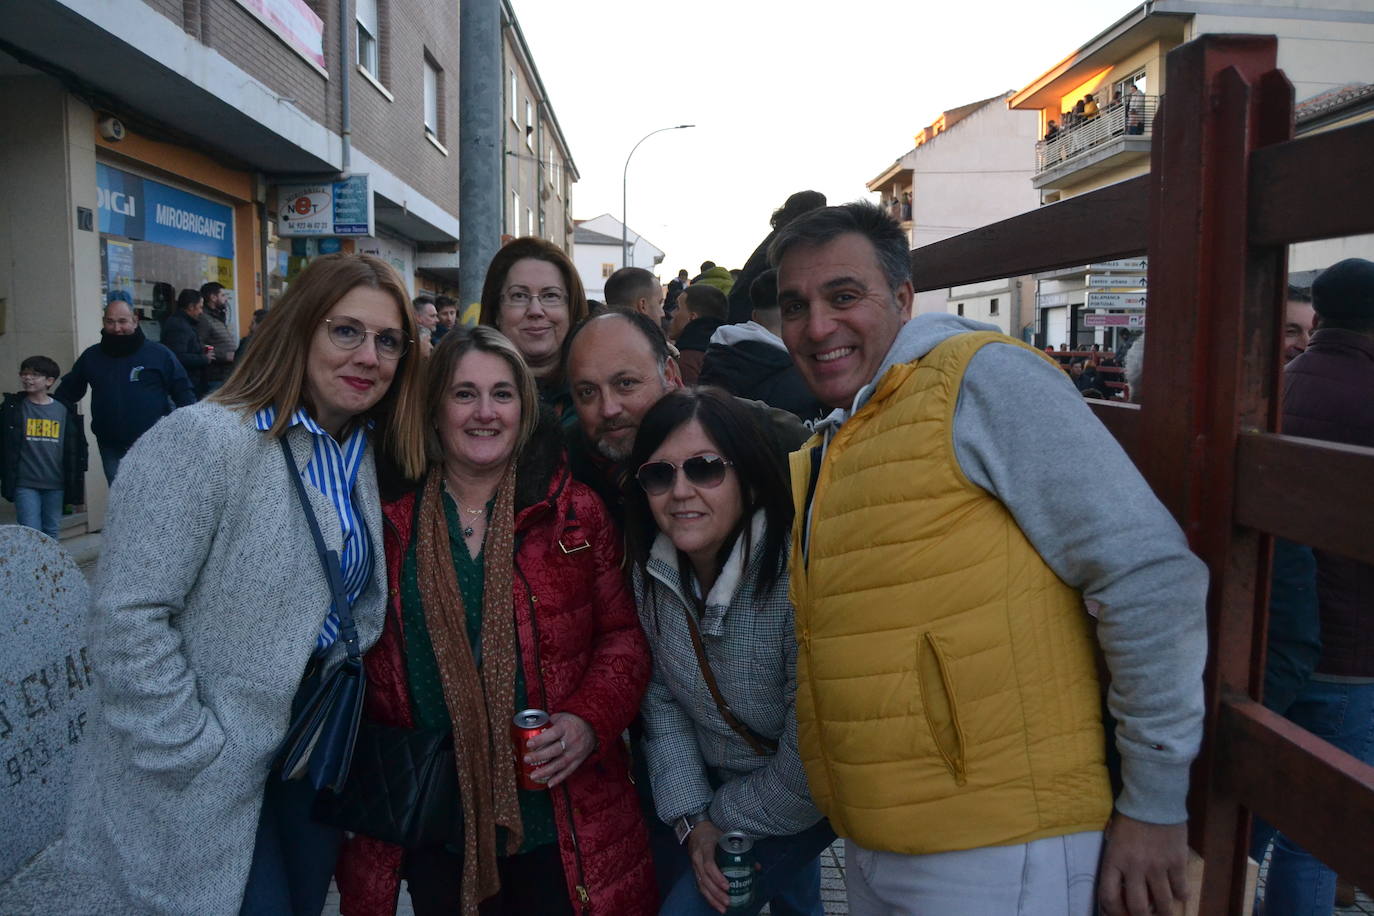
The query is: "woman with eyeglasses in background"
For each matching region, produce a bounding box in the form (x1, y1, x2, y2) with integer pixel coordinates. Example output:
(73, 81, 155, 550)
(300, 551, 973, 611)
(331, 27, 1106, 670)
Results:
(62, 253, 427, 914)
(479, 237, 589, 427)
(624, 387, 834, 916)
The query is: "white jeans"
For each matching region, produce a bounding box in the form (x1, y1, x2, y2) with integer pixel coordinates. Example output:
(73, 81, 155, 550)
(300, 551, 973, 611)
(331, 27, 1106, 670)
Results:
(846, 830, 1104, 916)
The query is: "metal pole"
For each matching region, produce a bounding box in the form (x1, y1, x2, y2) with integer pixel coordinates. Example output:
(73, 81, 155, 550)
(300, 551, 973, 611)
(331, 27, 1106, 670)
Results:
(460, 0, 503, 311)
(621, 124, 694, 268)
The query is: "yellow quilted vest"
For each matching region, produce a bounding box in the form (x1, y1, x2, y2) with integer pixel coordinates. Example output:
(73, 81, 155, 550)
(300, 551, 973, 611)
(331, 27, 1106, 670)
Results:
(788, 331, 1112, 854)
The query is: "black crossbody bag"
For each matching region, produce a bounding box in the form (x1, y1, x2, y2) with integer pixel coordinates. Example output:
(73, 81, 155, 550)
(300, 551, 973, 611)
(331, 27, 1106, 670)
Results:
(312, 492, 464, 848)
(276, 437, 366, 793)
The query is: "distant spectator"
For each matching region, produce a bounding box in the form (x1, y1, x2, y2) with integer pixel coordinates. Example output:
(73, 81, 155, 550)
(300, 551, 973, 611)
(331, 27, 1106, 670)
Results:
(701, 269, 827, 423)
(433, 295, 458, 340)
(1, 355, 87, 538)
(412, 296, 439, 334)
(162, 288, 212, 397)
(604, 267, 665, 323)
(1045, 120, 1060, 141)
(692, 266, 735, 297)
(55, 295, 194, 483)
(1126, 84, 1146, 134)
(699, 260, 716, 274)
(236, 308, 269, 363)
(669, 283, 728, 385)
(726, 190, 828, 324)
(1283, 283, 1316, 362)
(197, 282, 237, 395)
(1083, 94, 1099, 118)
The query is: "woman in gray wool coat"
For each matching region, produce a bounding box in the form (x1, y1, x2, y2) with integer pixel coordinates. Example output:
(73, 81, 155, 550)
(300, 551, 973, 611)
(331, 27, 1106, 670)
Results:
(62, 254, 428, 915)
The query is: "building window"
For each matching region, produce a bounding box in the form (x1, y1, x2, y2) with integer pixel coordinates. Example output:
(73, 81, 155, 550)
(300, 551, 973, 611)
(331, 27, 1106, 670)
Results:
(356, 0, 379, 77)
(1114, 69, 1147, 99)
(525, 207, 533, 236)
(554, 162, 561, 198)
(509, 69, 518, 124)
(423, 56, 442, 139)
(989, 297, 1000, 316)
(602, 262, 615, 278)
(511, 190, 519, 237)
(956, 303, 965, 316)
(525, 99, 534, 150)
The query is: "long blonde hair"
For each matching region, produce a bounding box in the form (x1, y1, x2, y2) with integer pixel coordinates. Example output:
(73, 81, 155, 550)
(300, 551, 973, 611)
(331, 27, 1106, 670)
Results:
(211, 253, 427, 480)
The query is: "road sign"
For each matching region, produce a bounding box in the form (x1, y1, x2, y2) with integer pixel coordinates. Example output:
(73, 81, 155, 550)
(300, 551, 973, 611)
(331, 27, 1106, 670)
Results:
(1088, 274, 1147, 289)
(1089, 258, 1149, 272)
(1085, 313, 1147, 327)
(1087, 292, 1147, 309)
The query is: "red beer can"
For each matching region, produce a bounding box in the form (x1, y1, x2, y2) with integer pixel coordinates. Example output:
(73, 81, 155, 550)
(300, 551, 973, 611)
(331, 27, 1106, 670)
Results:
(512, 708, 551, 791)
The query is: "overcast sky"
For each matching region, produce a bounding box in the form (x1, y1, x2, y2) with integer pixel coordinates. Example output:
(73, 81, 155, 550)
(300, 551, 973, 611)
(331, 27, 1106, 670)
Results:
(509, 0, 1132, 278)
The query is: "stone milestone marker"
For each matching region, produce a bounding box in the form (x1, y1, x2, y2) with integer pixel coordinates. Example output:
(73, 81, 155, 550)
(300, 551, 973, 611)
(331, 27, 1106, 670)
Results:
(0, 527, 93, 882)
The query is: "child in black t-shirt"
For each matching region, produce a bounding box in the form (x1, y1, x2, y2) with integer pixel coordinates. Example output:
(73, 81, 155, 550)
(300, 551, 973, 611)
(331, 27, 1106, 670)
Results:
(1, 356, 82, 539)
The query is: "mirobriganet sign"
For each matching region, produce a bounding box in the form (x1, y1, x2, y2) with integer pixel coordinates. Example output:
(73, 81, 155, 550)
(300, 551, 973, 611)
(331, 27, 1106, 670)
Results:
(277, 175, 374, 238)
(96, 164, 235, 259)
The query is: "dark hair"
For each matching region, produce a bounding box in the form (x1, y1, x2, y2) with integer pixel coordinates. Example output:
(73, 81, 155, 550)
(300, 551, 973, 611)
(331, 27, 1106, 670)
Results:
(252, 308, 269, 323)
(176, 288, 203, 311)
(768, 200, 911, 292)
(1287, 284, 1313, 303)
(200, 282, 224, 300)
(412, 294, 436, 308)
(699, 261, 716, 273)
(681, 283, 727, 321)
(562, 308, 673, 378)
(770, 190, 827, 230)
(20, 355, 60, 380)
(1312, 257, 1374, 333)
(435, 295, 456, 309)
(624, 388, 794, 599)
(750, 269, 779, 311)
(478, 236, 588, 329)
(604, 267, 660, 308)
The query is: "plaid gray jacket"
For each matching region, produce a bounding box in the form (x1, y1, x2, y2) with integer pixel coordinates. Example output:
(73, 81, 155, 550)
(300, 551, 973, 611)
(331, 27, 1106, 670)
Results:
(633, 511, 822, 838)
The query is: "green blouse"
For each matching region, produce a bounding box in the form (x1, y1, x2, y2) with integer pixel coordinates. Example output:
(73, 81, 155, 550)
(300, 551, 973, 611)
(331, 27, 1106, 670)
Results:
(400, 492, 557, 854)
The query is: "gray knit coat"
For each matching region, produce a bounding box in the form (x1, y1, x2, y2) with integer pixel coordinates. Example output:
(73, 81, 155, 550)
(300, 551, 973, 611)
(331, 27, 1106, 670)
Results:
(62, 401, 387, 914)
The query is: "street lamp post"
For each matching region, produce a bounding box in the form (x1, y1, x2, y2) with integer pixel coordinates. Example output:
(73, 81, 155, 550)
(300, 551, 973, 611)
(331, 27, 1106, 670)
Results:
(622, 124, 694, 269)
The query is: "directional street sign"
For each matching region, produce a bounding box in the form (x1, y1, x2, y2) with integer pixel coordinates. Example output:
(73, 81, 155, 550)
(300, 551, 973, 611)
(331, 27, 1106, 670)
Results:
(1089, 258, 1149, 272)
(1085, 313, 1147, 327)
(1087, 274, 1147, 289)
(1087, 291, 1147, 309)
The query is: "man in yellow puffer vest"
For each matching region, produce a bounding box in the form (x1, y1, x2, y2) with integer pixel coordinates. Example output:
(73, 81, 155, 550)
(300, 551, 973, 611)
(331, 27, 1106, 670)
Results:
(770, 202, 1208, 916)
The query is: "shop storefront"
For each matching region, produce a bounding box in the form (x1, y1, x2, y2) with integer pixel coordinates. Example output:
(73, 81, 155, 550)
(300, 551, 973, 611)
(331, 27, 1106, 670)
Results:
(97, 162, 237, 340)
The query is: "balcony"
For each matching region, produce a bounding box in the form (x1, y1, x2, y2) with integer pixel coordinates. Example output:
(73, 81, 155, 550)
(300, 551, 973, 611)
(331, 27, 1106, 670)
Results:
(1034, 95, 1159, 190)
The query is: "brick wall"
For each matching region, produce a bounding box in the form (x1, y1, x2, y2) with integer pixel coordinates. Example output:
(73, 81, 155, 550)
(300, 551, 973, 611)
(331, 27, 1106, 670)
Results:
(347, 0, 459, 217)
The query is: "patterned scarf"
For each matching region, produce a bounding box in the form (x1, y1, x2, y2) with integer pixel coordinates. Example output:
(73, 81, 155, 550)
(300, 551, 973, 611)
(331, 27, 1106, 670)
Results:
(415, 464, 521, 914)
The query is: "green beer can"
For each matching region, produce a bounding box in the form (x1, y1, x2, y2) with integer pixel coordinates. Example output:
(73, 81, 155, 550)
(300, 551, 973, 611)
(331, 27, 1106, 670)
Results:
(716, 831, 755, 911)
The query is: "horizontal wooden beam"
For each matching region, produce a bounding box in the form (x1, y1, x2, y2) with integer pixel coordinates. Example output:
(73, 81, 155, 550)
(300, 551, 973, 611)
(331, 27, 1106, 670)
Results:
(1249, 119, 1374, 247)
(1215, 696, 1374, 894)
(911, 177, 1149, 292)
(1233, 432, 1374, 564)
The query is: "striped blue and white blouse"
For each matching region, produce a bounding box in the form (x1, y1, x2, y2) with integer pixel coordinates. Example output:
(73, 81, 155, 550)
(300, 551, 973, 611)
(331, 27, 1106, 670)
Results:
(256, 406, 372, 652)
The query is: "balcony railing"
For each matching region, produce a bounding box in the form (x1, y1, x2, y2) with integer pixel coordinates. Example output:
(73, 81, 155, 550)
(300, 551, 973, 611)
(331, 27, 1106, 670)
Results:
(1035, 95, 1160, 174)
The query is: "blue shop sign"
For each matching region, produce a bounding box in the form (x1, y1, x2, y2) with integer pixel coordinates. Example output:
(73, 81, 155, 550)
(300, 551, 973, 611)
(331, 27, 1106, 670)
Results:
(96, 164, 235, 260)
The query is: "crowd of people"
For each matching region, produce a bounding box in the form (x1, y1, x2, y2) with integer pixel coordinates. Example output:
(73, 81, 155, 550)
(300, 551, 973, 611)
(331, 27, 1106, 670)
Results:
(13, 193, 1369, 916)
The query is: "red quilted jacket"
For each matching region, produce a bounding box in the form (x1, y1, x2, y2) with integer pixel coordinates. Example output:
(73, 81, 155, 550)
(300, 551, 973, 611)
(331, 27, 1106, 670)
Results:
(335, 424, 657, 915)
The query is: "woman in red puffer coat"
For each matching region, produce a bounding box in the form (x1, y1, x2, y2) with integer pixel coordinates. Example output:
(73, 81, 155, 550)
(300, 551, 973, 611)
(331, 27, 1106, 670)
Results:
(336, 326, 656, 915)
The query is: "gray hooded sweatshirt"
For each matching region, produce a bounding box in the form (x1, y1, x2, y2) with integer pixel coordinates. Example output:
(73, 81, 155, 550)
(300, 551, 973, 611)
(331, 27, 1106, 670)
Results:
(804, 312, 1208, 826)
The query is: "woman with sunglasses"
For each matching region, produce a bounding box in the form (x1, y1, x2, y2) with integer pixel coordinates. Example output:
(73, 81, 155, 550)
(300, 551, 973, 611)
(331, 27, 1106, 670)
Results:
(63, 254, 427, 913)
(625, 387, 834, 916)
(478, 237, 589, 427)
(335, 325, 657, 915)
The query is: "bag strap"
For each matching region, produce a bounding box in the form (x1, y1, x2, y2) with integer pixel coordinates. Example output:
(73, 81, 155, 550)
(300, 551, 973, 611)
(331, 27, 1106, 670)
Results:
(681, 603, 778, 757)
(280, 436, 360, 661)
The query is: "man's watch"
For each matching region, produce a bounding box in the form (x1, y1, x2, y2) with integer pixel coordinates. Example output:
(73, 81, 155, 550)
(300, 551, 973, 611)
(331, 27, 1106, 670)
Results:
(673, 809, 709, 845)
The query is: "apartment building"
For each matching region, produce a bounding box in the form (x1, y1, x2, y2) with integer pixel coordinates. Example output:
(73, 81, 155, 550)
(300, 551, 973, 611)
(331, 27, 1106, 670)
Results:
(0, 0, 574, 530)
(1007, 0, 1374, 348)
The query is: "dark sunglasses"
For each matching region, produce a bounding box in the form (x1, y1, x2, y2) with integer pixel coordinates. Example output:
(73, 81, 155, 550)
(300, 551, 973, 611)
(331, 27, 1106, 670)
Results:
(635, 454, 734, 496)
